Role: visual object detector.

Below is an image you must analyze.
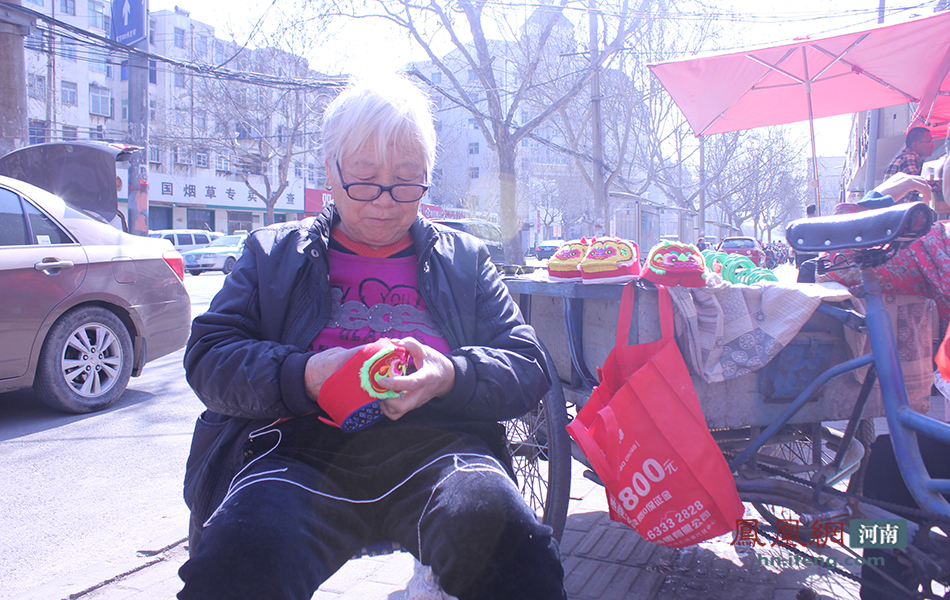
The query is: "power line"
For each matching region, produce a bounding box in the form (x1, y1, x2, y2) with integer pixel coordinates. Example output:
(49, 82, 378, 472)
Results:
(4, 0, 347, 91)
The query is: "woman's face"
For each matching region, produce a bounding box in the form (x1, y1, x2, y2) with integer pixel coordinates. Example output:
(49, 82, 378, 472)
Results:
(328, 141, 425, 249)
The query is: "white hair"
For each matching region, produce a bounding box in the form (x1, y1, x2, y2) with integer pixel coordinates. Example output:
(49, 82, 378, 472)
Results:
(322, 73, 437, 178)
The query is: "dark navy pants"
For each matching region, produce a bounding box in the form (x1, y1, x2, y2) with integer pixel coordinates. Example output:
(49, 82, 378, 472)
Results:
(178, 420, 566, 600)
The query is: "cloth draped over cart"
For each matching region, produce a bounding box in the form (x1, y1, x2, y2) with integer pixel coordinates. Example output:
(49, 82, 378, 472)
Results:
(668, 280, 852, 383)
(667, 280, 934, 415)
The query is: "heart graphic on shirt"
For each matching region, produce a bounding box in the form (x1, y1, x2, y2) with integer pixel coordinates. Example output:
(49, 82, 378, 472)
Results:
(359, 278, 421, 308)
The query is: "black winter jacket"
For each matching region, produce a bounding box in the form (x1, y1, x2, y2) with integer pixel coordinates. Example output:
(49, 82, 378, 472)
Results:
(181, 206, 550, 537)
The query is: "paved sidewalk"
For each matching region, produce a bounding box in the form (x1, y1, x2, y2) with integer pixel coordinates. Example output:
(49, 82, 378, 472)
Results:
(14, 456, 866, 600)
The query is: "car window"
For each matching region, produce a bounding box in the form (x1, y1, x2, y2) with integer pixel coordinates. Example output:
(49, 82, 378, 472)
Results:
(209, 235, 244, 247)
(163, 234, 175, 242)
(723, 239, 753, 249)
(178, 234, 194, 246)
(0, 188, 28, 246)
(194, 234, 209, 245)
(469, 222, 502, 242)
(24, 201, 71, 245)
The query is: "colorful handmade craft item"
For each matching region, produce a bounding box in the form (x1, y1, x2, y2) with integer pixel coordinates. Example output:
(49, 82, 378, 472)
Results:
(700, 250, 779, 285)
(547, 238, 591, 281)
(579, 237, 640, 284)
(319, 338, 412, 432)
(640, 240, 707, 287)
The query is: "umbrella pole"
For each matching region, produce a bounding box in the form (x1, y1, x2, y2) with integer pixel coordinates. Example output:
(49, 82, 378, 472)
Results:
(808, 114, 821, 215)
(803, 47, 822, 215)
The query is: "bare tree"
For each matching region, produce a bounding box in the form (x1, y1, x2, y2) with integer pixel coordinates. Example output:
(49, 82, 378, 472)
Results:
(158, 7, 340, 227)
(319, 0, 649, 263)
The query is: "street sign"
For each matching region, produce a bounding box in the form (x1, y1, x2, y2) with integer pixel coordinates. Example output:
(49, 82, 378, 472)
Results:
(111, 0, 146, 45)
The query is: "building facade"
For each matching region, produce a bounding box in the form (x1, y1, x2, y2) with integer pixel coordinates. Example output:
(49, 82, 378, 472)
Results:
(22, 2, 327, 235)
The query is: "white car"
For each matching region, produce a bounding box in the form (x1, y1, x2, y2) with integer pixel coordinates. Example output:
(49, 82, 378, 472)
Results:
(181, 233, 247, 275)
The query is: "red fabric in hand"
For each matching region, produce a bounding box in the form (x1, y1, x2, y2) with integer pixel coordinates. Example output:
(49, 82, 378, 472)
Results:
(319, 338, 411, 432)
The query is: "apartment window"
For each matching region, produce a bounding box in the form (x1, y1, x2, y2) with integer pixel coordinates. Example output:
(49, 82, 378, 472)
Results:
(61, 81, 77, 105)
(149, 99, 157, 120)
(26, 27, 46, 51)
(60, 0, 74, 14)
(120, 98, 128, 120)
(468, 118, 479, 130)
(307, 164, 316, 184)
(61, 38, 77, 61)
(28, 75, 45, 100)
(28, 120, 48, 145)
(215, 41, 226, 64)
(470, 167, 479, 179)
(174, 27, 185, 49)
(89, 50, 110, 75)
(149, 144, 162, 164)
(196, 110, 206, 130)
(149, 19, 156, 44)
(431, 71, 442, 84)
(294, 162, 303, 178)
(88, 84, 111, 117)
(90, 125, 104, 140)
(196, 35, 208, 57)
(120, 60, 128, 81)
(174, 69, 185, 88)
(196, 152, 209, 168)
(88, 1, 108, 30)
(468, 142, 479, 155)
(467, 69, 476, 81)
(149, 60, 157, 84)
(62, 125, 78, 140)
(174, 147, 192, 165)
(174, 109, 188, 127)
(215, 154, 231, 172)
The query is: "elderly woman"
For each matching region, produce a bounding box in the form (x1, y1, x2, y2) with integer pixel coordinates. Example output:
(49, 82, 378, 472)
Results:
(177, 75, 566, 600)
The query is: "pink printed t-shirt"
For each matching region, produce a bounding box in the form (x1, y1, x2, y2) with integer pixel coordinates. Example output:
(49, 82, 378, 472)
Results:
(310, 230, 451, 355)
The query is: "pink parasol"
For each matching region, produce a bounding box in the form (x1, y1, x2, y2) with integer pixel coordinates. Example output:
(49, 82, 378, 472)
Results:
(649, 11, 950, 203)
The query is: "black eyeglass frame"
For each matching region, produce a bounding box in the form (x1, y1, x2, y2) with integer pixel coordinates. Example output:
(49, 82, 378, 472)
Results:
(335, 160, 429, 203)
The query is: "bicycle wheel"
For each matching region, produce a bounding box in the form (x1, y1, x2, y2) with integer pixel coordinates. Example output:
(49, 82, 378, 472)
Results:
(739, 425, 864, 529)
(505, 353, 571, 541)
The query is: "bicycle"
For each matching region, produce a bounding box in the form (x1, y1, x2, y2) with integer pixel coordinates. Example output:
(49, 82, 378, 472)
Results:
(725, 200, 950, 598)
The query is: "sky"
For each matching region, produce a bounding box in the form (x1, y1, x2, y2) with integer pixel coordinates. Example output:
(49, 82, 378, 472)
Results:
(148, 0, 940, 158)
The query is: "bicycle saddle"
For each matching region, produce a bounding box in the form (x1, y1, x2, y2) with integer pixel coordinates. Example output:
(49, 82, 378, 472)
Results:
(786, 201, 935, 252)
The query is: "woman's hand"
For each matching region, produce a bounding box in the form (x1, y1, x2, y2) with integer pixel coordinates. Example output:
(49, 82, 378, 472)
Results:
(376, 337, 455, 421)
(304, 345, 361, 401)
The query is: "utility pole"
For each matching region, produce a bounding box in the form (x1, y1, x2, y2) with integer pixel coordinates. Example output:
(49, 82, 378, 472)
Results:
(589, 0, 606, 236)
(0, 0, 31, 156)
(114, 0, 151, 235)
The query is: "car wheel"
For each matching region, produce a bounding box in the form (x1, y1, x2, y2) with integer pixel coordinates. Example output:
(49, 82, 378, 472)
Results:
(222, 257, 236, 274)
(187, 269, 202, 276)
(33, 307, 134, 414)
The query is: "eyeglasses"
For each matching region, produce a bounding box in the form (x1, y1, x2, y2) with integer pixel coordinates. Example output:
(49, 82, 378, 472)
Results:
(335, 160, 428, 203)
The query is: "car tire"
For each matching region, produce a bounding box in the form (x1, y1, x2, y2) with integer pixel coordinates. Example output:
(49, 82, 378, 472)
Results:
(33, 307, 134, 414)
(222, 257, 236, 274)
(188, 270, 202, 276)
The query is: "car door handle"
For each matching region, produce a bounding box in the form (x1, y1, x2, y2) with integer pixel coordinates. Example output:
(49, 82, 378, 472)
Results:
(35, 259, 75, 272)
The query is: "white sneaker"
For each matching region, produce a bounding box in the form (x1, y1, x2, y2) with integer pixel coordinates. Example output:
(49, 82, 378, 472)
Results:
(406, 558, 457, 600)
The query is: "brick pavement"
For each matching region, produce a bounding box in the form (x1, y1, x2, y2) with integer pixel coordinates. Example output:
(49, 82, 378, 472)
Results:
(15, 457, 867, 600)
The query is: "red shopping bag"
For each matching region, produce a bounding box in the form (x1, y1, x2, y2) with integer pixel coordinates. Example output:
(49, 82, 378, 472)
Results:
(567, 283, 743, 548)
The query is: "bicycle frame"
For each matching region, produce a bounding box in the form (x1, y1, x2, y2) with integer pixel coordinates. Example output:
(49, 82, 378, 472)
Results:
(861, 270, 950, 517)
(730, 265, 950, 519)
